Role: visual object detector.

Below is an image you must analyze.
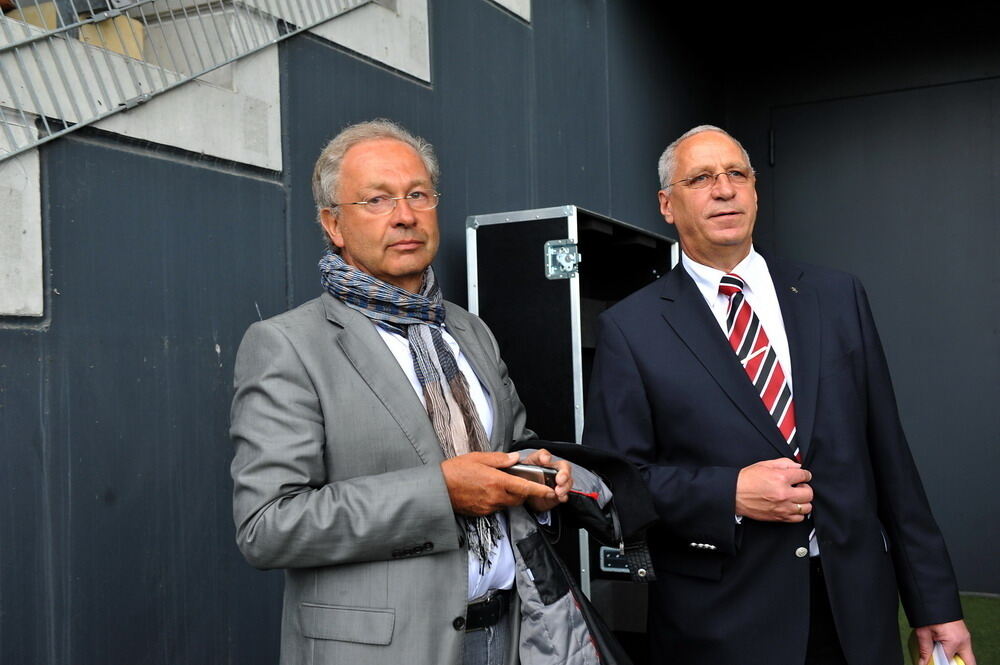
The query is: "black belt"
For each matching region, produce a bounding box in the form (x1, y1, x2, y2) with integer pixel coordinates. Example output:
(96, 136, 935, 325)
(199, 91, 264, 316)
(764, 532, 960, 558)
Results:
(465, 589, 511, 631)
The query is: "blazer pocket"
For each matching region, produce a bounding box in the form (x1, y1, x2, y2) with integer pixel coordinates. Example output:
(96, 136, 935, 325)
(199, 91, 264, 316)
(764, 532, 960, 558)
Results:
(299, 602, 395, 645)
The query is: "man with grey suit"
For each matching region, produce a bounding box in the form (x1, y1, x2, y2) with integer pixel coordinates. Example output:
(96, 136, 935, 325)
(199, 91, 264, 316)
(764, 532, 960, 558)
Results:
(230, 119, 570, 665)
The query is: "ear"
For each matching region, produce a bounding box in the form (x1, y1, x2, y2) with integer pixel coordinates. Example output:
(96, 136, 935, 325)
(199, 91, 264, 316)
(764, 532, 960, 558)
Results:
(658, 189, 675, 226)
(320, 208, 346, 249)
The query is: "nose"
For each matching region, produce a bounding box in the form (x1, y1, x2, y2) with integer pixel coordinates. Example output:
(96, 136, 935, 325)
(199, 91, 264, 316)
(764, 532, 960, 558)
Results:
(711, 172, 737, 199)
(390, 196, 418, 226)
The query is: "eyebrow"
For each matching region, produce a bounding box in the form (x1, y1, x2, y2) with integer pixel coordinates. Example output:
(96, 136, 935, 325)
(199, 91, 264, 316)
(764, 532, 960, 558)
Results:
(684, 162, 749, 175)
(362, 178, 432, 193)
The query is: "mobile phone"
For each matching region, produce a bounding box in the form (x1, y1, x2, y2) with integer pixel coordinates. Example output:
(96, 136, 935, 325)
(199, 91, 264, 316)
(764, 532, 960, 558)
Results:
(504, 463, 557, 488)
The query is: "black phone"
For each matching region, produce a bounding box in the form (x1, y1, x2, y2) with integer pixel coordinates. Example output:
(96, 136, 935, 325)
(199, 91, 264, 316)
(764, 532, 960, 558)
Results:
(504, 463, 557, 488)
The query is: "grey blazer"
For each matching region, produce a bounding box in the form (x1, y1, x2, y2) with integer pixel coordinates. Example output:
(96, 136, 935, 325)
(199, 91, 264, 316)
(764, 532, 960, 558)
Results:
(231, 293, 533, 665)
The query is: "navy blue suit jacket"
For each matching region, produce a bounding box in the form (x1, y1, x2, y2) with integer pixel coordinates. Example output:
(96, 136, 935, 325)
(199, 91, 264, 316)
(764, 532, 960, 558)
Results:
(583, 255, 962, 665)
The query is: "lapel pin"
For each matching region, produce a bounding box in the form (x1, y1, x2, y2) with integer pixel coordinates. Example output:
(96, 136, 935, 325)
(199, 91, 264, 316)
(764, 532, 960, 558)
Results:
(789, 286, 799, 294)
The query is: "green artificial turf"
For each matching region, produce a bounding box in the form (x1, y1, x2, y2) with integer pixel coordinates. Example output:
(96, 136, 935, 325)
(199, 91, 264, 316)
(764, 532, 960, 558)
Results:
(899, 594, 999, 664)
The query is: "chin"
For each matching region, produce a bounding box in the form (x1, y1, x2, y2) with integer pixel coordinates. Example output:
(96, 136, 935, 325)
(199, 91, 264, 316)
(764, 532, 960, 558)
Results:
(388, 259, 432, 281)
(710, 232, 752, 247)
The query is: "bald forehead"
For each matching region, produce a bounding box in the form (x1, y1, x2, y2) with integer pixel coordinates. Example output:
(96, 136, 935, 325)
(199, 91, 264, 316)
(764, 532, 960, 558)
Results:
(339, 138, 432, 194)
(342, 138, 423, 170)
(674, 131, 749, 176)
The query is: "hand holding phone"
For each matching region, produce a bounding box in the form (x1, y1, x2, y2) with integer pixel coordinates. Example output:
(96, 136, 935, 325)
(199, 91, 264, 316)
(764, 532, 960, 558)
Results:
(503, 463, 558, 488)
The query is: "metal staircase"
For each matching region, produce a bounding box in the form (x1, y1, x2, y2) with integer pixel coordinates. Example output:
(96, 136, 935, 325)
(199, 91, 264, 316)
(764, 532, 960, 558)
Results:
(0, 0, 383, 162)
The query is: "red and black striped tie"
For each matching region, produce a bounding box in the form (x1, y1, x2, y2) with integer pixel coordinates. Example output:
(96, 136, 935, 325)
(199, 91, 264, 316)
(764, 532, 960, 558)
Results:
(718, 273, 800, 461)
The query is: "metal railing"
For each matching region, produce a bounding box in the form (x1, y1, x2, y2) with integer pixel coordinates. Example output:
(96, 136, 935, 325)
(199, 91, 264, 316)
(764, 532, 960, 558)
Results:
(0, 0, 376, 162)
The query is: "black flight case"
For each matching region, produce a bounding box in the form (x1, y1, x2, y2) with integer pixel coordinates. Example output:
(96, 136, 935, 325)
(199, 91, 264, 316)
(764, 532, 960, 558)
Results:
(465, 205, 677, 663)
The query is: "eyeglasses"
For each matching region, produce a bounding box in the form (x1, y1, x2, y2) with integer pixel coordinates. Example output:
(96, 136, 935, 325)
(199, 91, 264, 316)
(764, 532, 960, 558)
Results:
(332, 190, 441, 215)
(666, 169, 754, 190)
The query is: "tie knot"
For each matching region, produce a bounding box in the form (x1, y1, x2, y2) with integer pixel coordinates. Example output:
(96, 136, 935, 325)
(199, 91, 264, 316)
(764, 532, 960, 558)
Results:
(719, 273, 745, 297)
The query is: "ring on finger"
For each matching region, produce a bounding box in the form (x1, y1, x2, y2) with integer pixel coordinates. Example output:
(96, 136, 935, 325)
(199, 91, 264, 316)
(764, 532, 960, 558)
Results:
(795, 503, 803, 514)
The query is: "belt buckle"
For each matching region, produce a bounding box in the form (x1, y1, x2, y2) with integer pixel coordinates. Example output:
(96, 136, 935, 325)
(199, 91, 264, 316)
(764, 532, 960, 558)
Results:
(465, 589, 507, 632)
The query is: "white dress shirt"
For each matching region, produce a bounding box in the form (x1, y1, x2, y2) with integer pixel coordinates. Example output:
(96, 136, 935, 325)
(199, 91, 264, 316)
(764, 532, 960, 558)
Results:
(681, 247, 819, 556)
(376, 324, 517, 599)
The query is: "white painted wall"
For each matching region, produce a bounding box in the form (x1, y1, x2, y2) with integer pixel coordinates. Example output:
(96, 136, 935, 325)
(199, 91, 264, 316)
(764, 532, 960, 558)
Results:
(0, 113, 42, 317)
(490, 0, 531, 21)
(309, 0, 430, 82)
(97, 9, 282, 171)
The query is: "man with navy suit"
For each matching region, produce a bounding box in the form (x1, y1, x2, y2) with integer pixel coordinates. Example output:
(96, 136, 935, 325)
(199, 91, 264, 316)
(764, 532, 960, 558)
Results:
(583, 126, 975, 665)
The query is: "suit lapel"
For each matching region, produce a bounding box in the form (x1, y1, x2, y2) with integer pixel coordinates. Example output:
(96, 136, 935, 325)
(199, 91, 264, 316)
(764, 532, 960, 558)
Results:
(766, 257, 821, 461)
(321, 294, 445, 465)
(443, 305, 505, 451)
(659, 265, 794, 459)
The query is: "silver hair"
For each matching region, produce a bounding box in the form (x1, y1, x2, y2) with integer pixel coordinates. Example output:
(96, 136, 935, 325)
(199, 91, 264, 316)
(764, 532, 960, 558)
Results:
(311, 118, 439, 227)
(657, 124, 753, 189)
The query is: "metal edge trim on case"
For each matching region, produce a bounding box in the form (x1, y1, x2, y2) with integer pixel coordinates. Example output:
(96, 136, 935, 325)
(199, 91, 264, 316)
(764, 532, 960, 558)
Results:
(565, 206, 593, 599)
(466, 225, 480, 314)
(465, 205, 576, 228)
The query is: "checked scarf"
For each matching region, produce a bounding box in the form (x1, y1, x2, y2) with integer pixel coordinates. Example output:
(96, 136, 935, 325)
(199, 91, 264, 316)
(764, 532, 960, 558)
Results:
(319, 251, 502, 571)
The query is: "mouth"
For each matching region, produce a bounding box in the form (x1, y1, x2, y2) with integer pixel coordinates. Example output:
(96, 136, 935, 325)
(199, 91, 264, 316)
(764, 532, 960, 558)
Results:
(709, 210, 742, 219)
(388, 239, 425, 251)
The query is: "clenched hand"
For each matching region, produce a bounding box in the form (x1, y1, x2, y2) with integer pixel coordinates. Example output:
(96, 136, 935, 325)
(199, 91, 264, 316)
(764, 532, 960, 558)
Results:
(736, 458, 813, 522)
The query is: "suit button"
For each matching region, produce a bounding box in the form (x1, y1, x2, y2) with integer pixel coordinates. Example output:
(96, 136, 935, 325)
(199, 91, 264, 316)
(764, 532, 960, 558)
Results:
(453, 616, 465, 630)
(423, 542, 434, 551)
(795, 547, 809, 558)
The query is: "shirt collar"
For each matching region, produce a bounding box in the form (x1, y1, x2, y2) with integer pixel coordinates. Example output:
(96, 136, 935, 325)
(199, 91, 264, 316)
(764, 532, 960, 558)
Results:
(681, 245, 767, 302)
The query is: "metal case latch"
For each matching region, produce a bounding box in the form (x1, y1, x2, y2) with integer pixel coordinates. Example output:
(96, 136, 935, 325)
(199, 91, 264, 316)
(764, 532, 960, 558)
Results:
(544, 239, 582, 280)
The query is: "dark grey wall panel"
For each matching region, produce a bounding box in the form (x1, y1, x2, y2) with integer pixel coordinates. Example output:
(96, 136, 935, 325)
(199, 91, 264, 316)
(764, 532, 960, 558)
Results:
(768, 82, 1000, 593)
(0, 335, 50, 664)
(0, 135, 286, 664)
(605, 4, 723, 237)
(724, 7, 1000, 252)
(530, 2, 611, 214)
(428, 1, 534, 294)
